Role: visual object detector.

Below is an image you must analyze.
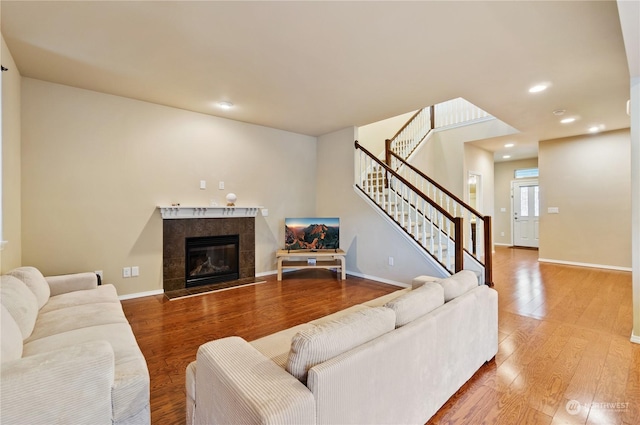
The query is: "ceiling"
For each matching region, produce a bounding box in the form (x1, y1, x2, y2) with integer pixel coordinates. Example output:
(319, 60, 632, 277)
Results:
(1, 1, 633, 162)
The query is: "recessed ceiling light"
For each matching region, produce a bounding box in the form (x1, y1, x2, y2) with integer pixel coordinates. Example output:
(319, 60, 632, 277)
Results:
(529, 84, 548, 93)
(217, 101, 234, 110)
(504, 143, 515, 148)
(588, 126, 600, 133)
(553, 109, 566, 116)
(561, 118, 576, 124)
(502, 155, 511, 159)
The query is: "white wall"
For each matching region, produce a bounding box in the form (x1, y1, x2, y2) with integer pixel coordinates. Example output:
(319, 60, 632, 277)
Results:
(538, 129, 631, 269)
(410, 131, 465, 198)
(1, 36, 22, 272)
(357, 111, 416, 158)
(630, 76, 640, 340)
(21, 79, 317, 295)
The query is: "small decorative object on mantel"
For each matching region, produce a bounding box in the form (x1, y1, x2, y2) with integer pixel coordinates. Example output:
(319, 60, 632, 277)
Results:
(226, 193, 237, 206)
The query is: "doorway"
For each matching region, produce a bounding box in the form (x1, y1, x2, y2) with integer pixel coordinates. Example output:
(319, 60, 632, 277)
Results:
(512, 179, 539, 248)
(468, 172, 482, 211)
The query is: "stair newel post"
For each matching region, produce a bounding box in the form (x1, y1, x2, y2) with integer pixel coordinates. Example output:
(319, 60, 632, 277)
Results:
(356, 144, 360, 187)
(384, 139, 392, 189)
(454, 216, 464, 272)
(483, 216, 493, 286)
(430, 105, 435, 130)
(385, 139, 392, 167)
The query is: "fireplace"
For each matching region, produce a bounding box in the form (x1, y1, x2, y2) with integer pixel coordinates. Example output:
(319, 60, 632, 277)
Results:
(186, 235, 239, 287)
(162, 216, 255, 292)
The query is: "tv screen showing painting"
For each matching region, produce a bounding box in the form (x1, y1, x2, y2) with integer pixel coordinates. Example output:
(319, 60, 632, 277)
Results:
(285, 217, 340, 250)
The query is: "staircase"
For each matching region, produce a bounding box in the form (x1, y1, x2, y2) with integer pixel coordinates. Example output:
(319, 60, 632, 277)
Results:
(354, 99, 493, 285)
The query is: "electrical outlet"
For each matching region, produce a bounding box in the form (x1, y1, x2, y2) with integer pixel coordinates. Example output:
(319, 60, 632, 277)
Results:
(131, 266, 139, 277)
(218, 181, 225, 190)
(122, 267, 131, 278)
(500, 232, 505, 237)
(200, 180, 206, 190)
(95, 270, 103, 280)
(388, 256, 394, 266)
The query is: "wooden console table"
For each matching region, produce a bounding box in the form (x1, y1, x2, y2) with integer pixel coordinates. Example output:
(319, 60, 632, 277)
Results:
(276, 249, 346, 281)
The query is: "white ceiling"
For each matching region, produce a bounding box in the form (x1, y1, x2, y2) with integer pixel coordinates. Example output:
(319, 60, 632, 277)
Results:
(1, 1, 633, 162)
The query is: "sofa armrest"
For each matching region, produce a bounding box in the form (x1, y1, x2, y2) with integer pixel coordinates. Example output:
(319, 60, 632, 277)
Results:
(46, 272, 98, 296)
(1, 340, 115, 425)
(194, 336, 315, 425)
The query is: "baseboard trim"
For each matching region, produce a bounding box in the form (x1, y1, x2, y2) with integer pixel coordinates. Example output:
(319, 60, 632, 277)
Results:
(631, 333, 640, 345)
(118, 289, 164, 300)
(494, 243, 512, 247)
(345, 271, 409, 288)
(538, 258, 632, 272)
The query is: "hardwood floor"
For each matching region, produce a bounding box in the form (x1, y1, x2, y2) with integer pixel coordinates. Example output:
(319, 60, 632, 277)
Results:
(121, 247, 639, 424)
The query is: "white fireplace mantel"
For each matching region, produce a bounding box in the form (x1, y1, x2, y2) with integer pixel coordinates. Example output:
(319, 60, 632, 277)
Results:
(158, 205, 263, 219)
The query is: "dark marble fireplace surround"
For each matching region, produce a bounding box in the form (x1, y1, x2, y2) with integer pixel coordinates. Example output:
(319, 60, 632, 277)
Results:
(163, 217, 255, 292)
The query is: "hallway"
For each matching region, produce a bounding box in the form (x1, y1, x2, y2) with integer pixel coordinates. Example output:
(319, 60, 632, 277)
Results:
(428, 246, 637, 424)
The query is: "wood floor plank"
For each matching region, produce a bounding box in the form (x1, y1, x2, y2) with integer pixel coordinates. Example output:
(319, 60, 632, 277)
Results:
(587, 336, 634, 425)
(527, 335, 589, 417)
(120, 247, 640, 425)
(623, 347, 640, 424)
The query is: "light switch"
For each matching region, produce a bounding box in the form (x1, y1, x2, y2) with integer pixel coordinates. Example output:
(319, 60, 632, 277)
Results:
(200, 180, 206, 190)
(548, 207, 559, 214)
(500, 207, 507, 212)
(219, 181, 225, 190)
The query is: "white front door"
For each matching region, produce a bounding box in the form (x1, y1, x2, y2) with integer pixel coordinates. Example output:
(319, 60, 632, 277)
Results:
(513, 180, 539, 248)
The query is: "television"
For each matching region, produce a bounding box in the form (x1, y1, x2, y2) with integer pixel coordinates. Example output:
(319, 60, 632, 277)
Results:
(285, 217, 340, 251)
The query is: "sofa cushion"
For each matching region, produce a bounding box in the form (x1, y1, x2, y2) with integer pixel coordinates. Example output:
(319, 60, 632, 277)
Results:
(23, 322, 150, 423)
(308, 304, 371, 325)
(27, 302, 129, 343)
(384, 282, 444, 327)
(250, 323, 315, 369)
(7, 266, 51, 309)
(0, 275, 39, 340)
(411, 275, 442, 289)
(362, 287, 412, 307)
(39, 284, 120, 314)
(286, 307, 395, 383)
(1, 304, 23, 361)
(438, 270, 479, 302)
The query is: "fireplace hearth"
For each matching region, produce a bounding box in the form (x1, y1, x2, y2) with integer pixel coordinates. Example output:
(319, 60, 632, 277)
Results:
(186, 235, 239, 287)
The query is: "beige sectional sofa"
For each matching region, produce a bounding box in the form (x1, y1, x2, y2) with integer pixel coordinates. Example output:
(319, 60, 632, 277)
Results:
(0, 267, 150, 425)
(186, 270, 498, 424)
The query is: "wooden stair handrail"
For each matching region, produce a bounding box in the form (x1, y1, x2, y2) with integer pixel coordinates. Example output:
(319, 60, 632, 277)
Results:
(388, 150, 485, 219)
(389, 108, 423, 142)
(355, 140, 455, 222)
(386, 107, 432, 168)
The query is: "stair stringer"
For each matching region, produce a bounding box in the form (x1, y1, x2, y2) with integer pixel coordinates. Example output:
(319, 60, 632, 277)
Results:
(354, 185, 450, 279)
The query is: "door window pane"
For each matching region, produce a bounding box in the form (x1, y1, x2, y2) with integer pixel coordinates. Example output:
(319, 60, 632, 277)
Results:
(515, 168, 539, 178)
(520, 187, 529, 216)
(534, 186, 539, 216)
